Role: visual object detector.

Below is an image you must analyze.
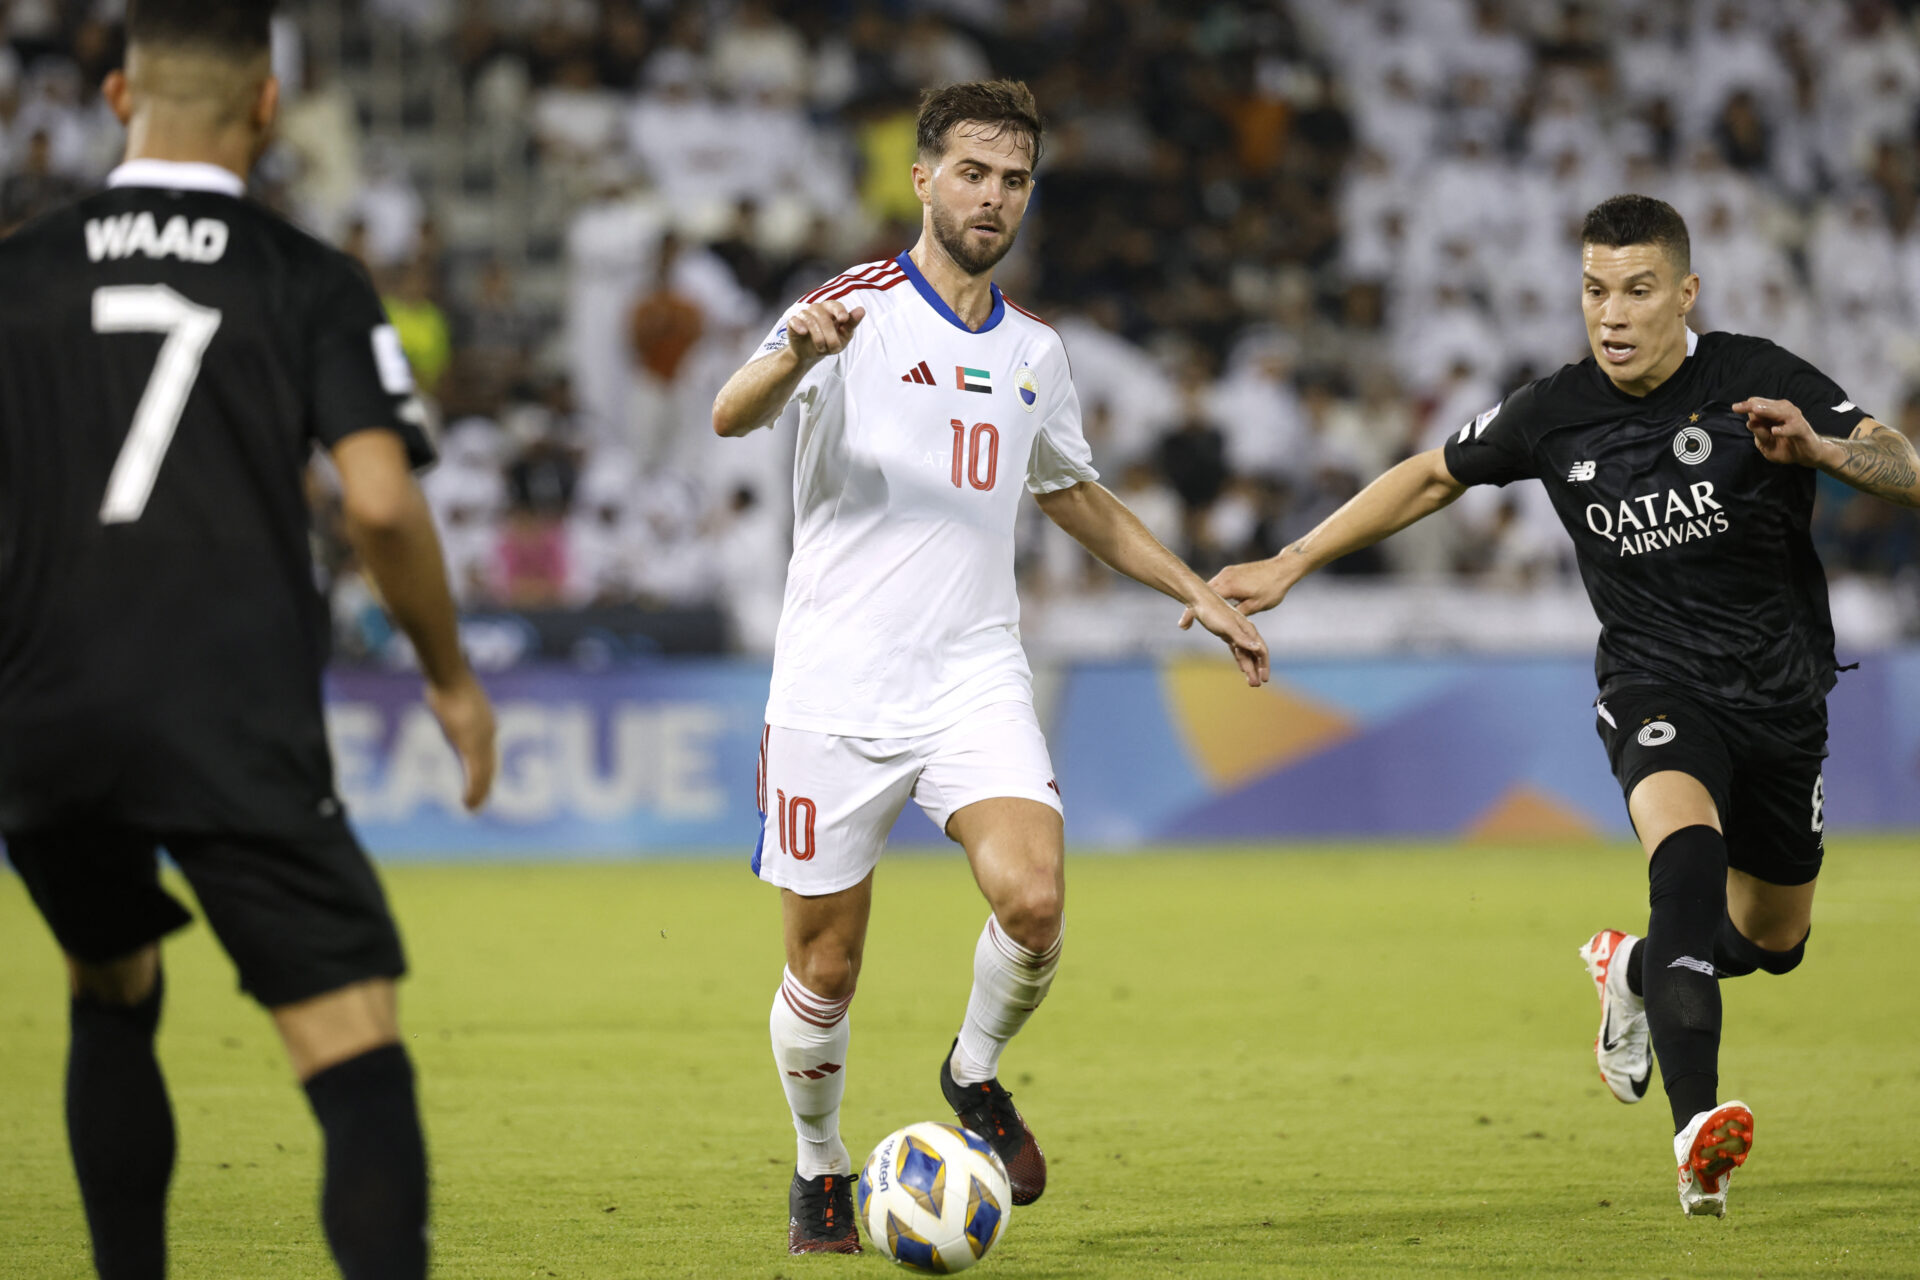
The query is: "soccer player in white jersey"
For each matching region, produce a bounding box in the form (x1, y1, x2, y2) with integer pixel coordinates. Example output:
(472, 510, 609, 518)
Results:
(712, 80, 1270, 1254)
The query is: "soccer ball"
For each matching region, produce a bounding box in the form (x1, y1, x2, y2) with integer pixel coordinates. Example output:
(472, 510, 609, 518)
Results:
(857, 1121, 1011, 1272)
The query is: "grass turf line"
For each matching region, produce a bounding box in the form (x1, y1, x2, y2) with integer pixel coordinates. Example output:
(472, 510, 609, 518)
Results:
(3, 839, 1917, 1278)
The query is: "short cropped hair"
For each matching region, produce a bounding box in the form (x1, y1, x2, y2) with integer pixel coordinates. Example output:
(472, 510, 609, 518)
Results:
(1581, 194, 1691, 273)
(127, 0, 274, 58)
(916, 80, 1044, 168)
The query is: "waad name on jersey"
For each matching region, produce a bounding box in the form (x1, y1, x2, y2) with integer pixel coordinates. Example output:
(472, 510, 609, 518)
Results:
(85, 212, 230, 265)
(1584, 480, 1728, 557)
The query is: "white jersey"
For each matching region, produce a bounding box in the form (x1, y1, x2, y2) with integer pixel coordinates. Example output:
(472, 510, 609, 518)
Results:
(759, 252, 1097, 736)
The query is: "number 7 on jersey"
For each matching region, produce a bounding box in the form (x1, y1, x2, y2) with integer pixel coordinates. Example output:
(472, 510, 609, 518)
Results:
(92, 284, 224, 524)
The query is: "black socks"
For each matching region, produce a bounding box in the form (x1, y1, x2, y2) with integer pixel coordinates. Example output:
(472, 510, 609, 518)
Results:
(303, 1044, 430, 1280)
(68, 973, 174, 1280)
(1626, 912, 1810, 998)
(1643, 825, 1727, 1132)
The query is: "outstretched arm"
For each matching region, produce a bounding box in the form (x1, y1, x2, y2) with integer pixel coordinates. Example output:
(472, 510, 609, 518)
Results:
(711, 300, 864, 437)
(1035, 480, 1269, 687)
(1188, 447, 1467, 620)
(1734, 397, 1920, 508)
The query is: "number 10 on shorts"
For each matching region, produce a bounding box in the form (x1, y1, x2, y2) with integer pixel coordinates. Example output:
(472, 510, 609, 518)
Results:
(776, 791, 817, 861)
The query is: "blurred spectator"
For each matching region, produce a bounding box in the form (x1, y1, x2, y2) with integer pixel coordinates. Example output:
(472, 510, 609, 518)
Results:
(532, 54, 622, 173)
(456, 258, 542, 405)
(352, 147, 425, 268)
(276, 50, 364, 241)
(0, 129, 80, 229)
(710, 0, 808, 101)
(382, 256, 453, 400)
(12, 0, 1902, 648)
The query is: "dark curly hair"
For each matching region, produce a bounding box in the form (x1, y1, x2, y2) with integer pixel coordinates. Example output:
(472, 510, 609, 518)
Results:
(127, 0, 273, 58)
(916, 79, 1044, 168)
(1582, 194, 1691, 272)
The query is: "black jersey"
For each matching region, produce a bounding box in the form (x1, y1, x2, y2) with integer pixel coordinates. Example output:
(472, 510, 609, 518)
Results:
(1442, 330, 1866, 713)
(0, 162, 433, 832)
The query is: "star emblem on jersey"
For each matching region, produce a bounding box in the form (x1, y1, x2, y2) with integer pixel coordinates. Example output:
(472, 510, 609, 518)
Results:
(1673, 425, 1712, 465)
(957, 366, 992, 394)
(1568, 460, 1596, 482)
(900, 360, 936, 385)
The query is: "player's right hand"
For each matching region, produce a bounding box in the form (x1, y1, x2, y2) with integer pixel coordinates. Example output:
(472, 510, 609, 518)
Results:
(1181, 589, 1271, 687)
(425, 671, 497, 810)
(786, 301, 865, 363)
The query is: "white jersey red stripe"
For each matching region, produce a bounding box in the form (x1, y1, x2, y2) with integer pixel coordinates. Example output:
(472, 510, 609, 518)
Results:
(757, 251, 1097, 737)
(799, 258, 903, 305)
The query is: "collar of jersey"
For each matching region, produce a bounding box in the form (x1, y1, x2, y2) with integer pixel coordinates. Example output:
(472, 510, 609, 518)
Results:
(107, 159, 246, 199)
(895, 251, 1005, 334)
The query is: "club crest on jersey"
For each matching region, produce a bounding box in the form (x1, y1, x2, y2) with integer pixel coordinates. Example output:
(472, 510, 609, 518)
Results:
(1015, 363, 1038, 412)
(85, 212, 229, 265)
(957, 366, 992, 394)
(1673, 424, 1712, 464)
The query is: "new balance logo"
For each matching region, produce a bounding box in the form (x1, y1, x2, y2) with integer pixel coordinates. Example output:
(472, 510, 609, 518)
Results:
(900, 360, 936, 385)
(1833, 400, 1856, 413)
(1568, 460, 1597, 482)
(786, 1062, 844, 1080)
(1668, 955, 1717, 977)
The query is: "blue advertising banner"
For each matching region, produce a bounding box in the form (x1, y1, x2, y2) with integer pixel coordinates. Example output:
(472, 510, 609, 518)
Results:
(328, 665, 769, 858)
(328, 652, 1920, 858)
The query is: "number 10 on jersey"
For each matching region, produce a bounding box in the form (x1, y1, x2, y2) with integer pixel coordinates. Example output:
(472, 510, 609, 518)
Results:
(950, 419, 999, 491)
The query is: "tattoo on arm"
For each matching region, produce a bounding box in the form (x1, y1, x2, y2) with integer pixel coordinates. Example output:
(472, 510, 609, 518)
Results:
(1828, 423, 1920, 506)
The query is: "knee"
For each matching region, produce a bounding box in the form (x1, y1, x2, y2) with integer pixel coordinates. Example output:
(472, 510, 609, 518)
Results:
(995, 883, 1063, 955)
(68, 947, 160, 1007)
(790, 943, 862, 1001)
(1749, 926, 1809, 972)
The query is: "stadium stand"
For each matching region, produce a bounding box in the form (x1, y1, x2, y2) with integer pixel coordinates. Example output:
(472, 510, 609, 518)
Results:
(4, 0, 1916, 658)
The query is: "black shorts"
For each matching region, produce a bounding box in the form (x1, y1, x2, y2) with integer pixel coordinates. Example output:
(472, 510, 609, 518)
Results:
(1594, 684, 1829, 886)
(4, 812, 406, 1008)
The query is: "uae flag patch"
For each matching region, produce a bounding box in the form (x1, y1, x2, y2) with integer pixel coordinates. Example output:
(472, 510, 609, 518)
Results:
(956, 366, 992, 394)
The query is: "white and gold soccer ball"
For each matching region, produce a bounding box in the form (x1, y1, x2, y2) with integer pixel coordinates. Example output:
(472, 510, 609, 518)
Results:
(857, 1121, 1011, 1272)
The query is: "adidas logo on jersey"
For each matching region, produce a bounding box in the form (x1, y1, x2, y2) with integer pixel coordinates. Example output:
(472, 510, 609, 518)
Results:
(900, 360, 936, 385)
(85, 212, 229, 265)
(1568, 460, 1596, 482)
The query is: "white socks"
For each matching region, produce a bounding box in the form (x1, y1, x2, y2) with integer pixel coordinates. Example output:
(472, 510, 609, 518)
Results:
(950, 916, 1062, 1086)
(770, 967, 853, 1176)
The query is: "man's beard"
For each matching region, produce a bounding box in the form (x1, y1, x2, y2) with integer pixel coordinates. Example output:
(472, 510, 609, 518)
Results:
(931, 198, 1018, 276)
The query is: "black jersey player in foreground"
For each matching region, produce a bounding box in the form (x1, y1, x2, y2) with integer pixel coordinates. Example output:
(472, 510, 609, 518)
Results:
(0, 3, 496, 1277)
(1190, 195, 1920, 1217)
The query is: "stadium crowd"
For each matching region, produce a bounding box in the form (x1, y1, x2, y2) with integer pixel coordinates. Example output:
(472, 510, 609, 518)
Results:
(4, 0, 1919, 654)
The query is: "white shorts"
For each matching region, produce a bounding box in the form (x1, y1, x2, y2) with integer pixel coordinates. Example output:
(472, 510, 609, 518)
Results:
(751, 701, 1063, 896)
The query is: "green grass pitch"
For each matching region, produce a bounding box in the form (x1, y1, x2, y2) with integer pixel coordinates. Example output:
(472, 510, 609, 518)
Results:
(4, 838, 1918, 1278)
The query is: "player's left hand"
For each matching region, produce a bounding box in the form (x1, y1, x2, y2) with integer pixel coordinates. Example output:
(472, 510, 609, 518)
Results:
(1734, 397, 1841, 470)
(425, 671, 497, 810)
(1181, 590, 1271, 687)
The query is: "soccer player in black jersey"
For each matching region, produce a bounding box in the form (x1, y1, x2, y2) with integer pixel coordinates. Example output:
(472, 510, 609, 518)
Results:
(0, 3, 496, 1277)
(1191, 194, 1920, 1217)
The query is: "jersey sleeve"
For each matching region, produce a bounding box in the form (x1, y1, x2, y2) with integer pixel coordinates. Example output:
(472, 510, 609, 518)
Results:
(309, 255, 435, 468)
(1025, 342, 1099, 494)
(1441, 382, 1539, 487)
(1744, 338, 1871, 438)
